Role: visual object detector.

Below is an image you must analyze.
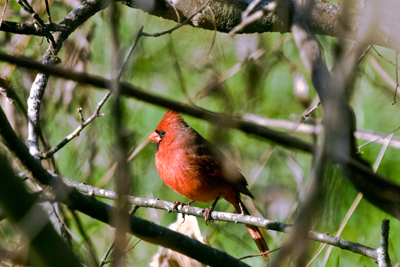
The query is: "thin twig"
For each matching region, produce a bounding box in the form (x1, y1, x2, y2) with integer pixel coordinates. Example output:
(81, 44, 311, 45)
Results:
(71, 210, 99, 267)
(168, 37, 192, 104)
(239, 247, 281, 260)
(368, 54, 400, 95)
(16, 0, 55, 45)
(0, 0, 8, 29)
(166, 0, 180, 24)
(44, 0, 52, 23)
(229, 1, 276, 36)
(141, 4, 208, 37)
(357, 125, 400, 152)
(40, 91, 111, 159)
(124, 239, 142, 254)
(392, 51, 399, 104)
(99, 237, 116, 267)
(41, 24, 145, 159)
(117, 26, 144, 80)
(206, 5, 217, 57)
(301, 101, 321, 120)
(244, 114, 400, 150)
(99, 206, 138, 267)
(357, 45, 371, 64)
(372, 46, 400, 70)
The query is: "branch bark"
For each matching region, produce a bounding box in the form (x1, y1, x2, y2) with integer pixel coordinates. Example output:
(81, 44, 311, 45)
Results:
(61, 176, 379, 261)
(0, 156, 82, 267)
(119, 0, 400, 50)
(0, 51, 313, 153)
(1, 1, 399, 50)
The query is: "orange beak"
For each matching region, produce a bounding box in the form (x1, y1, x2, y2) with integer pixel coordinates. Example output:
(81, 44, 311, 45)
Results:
(148, 131, 161, 143)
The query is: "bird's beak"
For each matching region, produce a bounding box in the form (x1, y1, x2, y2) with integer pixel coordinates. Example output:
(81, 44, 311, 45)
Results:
(148, 131, 161, 143)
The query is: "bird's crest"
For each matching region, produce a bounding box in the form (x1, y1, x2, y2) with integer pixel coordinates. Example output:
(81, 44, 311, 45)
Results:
(157, 110, 188, 131)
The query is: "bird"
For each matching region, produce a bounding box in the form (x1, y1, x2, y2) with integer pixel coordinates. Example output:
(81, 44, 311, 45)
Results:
(148, 109, 270, 258)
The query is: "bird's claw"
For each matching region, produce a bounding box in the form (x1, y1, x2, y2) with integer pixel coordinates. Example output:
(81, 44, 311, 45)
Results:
(172, 200, 194, 213)
(202, 207, 214, 226)
(172, 201, 184, 212)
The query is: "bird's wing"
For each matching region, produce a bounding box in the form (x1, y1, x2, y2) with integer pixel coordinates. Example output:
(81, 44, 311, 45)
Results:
(194, 136, 255, 199)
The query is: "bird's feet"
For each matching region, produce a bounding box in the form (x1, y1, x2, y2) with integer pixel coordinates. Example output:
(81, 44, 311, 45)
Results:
(172, 200, 194, 212)
(201, 206, 215, 226)
(172, 200, 194, 223)
(201, 196, 220, 226)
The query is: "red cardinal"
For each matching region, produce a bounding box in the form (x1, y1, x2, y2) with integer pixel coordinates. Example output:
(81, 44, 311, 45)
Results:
(149, 110, 270, 258)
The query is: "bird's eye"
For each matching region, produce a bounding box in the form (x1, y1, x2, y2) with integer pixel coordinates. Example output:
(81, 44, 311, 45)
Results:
(159, 130, 166, 137)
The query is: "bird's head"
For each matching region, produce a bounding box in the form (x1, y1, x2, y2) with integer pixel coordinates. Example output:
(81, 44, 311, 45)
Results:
(148, 110, 189, 144)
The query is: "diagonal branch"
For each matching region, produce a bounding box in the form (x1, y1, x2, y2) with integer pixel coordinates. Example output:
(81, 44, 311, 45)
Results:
(0, 157, 83, 267)
(40, 91, 111, 159)
(0, 51, 314, 153)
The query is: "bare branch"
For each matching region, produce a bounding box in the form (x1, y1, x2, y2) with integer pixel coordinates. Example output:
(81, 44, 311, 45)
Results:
(0, 0, 8, 29)
(40, 91, 111, 159)
(61, 176, 379, 261)
(0, 20, 65, 36)
(377, 219, 392, 267)
(120, 0, 400, 50)
(44, 0, 52, 24)
(15, 0, 55, 45)
(301, 102, 321, 120)
(372, 46, 400, 70)
(0, 1, 399, 50)
(229, 0, 277, 36)
(71, 211, 99, 266)
(140, 4, 208, 38)
(0, 156, 82, 267)
(244, 114, 400, 150)
(0, 52, 314, 153)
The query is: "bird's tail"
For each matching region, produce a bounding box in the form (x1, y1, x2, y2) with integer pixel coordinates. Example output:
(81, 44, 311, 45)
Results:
(233, 197, 271, 258)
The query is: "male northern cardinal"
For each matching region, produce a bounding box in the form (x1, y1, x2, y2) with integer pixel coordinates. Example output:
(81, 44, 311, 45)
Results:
(149, 110, 270, 258)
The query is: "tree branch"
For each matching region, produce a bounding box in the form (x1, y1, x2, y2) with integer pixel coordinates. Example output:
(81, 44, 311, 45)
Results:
(244, 114, 400, 150)
(60, 174, 379, 261)
(377, 219, 392, 267)
(40, 91, 111, 159)
(1, 1, 398, 50)
(0, 156, 82, 267)
(120, 0, 399, 50)
(0, 51, 314, 153)
(0, 21, 66, 36)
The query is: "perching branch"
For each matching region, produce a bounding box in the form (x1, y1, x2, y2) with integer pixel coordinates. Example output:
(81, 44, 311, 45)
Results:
(61, 175, 379, 261)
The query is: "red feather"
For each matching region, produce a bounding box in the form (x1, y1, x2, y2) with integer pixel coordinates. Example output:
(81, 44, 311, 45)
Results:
(149, 110, 270, 258)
